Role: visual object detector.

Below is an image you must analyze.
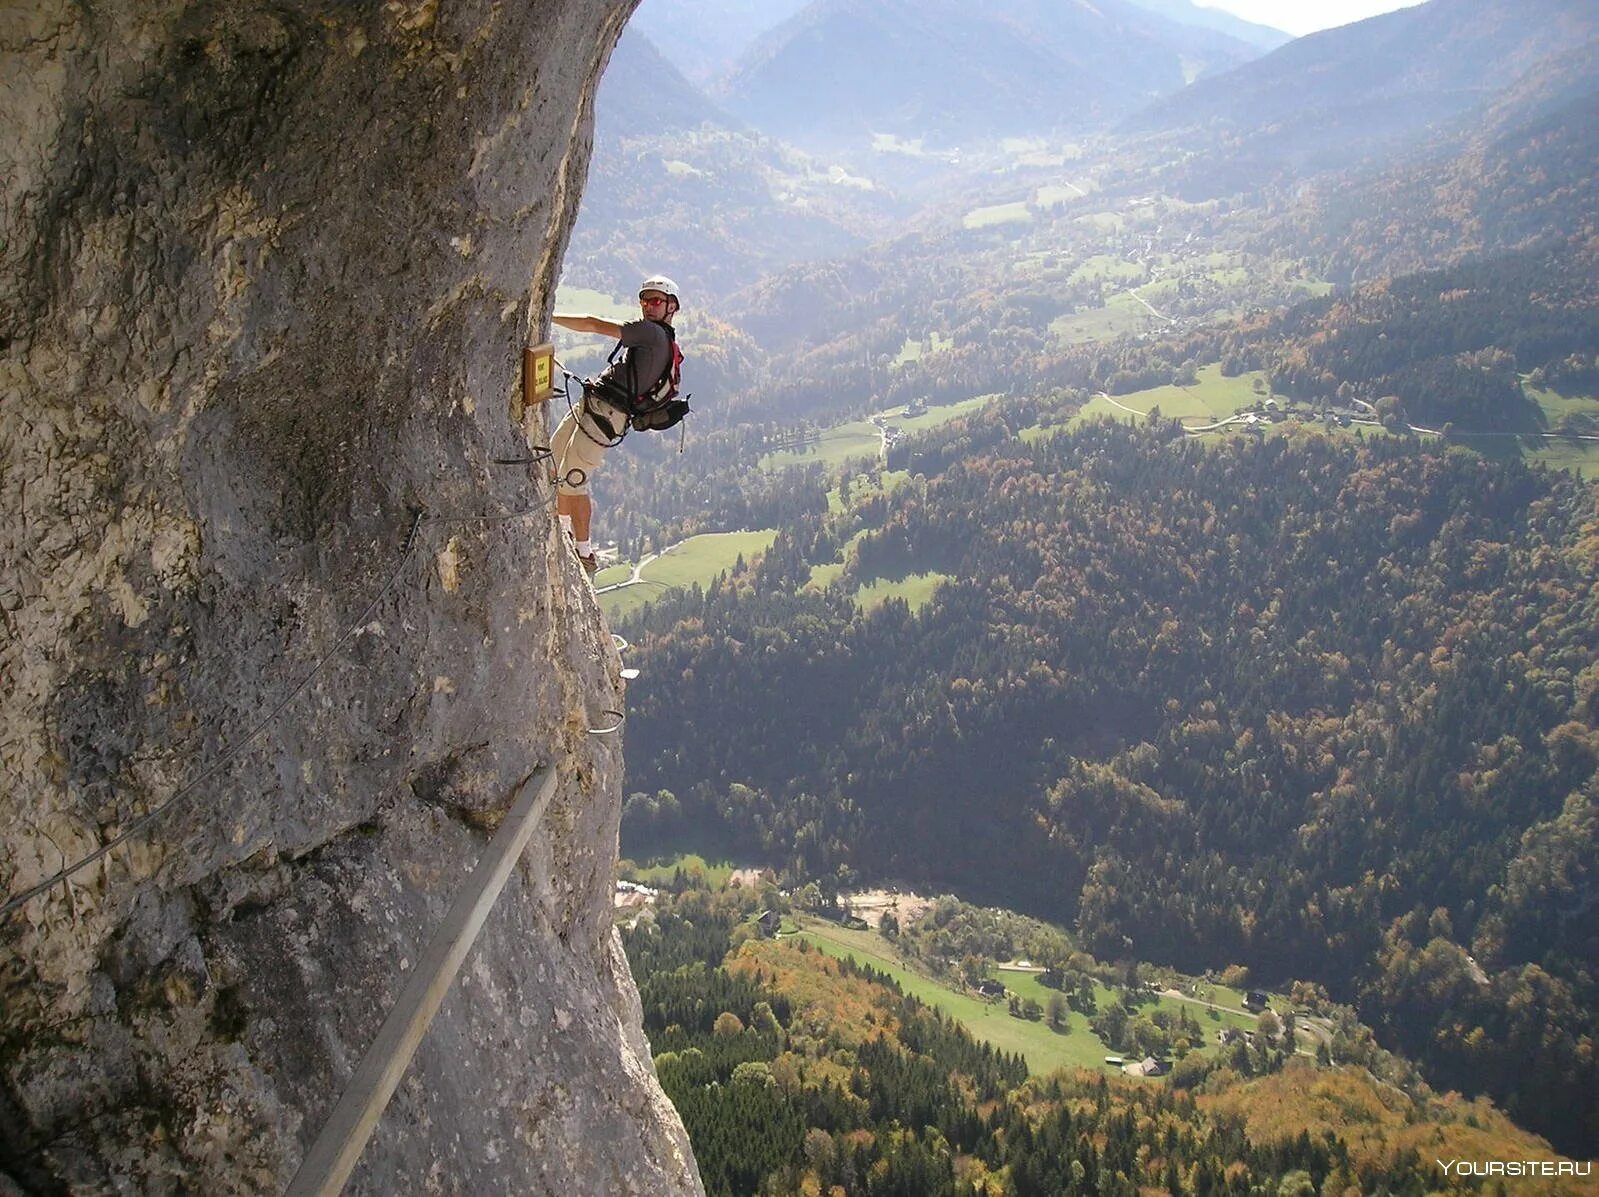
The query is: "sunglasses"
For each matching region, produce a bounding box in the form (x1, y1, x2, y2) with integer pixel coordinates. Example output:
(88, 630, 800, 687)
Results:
(639, 294, 670, 306)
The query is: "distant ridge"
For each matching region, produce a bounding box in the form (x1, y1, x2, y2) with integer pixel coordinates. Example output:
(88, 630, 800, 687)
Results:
(594, 25, 740, 138)
(627, 0, 812, 88)
(1274, 40, 1599, 281)
(569, 28, 897, 308)
(1123, 0, 1292, 51)
(718, 0, 1267, 152)
(1131, 0, 1599, 179)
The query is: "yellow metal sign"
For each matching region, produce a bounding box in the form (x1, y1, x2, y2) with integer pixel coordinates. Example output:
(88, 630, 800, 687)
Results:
(523, 343, 555, 405)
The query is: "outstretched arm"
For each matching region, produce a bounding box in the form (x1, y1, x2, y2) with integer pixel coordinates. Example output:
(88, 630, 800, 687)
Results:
(552, 313, 624, 338)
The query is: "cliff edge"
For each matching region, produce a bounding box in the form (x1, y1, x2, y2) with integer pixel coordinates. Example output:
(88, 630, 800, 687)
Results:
(0, 1, 700, 1192)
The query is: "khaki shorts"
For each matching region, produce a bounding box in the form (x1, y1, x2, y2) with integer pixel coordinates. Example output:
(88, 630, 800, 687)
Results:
(550, 395, 627, 495)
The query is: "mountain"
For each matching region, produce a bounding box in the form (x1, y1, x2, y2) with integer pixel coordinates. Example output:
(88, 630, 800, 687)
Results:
(1124, 0, 1292, 51)
(1132, 0, 1599, 183)
(595, 20, 742, 135)
(626, 0, 812, 89)
(1269, 57, 1599, 282)
(1479, 27, 1599, 135)
(717, 0, 1266, 153)
(566, 28, 903, 309)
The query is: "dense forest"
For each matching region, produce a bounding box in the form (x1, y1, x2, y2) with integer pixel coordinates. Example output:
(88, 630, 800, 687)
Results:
(618, 418, 1599, 1151)
(622, 880, 1595, 1195)
(1246, 243, 1599, 429)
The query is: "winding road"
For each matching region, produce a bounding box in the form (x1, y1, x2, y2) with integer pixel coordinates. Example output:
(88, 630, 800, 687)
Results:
(593, 545, 673, 595)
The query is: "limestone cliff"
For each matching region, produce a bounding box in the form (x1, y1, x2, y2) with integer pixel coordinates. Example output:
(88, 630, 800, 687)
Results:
(0, 1, 700, 1193)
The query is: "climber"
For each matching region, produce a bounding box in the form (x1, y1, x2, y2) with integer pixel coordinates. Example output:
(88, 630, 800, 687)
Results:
(549, 274, 686, 576)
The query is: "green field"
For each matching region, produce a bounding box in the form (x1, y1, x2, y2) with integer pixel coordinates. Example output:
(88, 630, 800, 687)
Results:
(806, 562, 847, 590)
(1526, 380, 1599, 421)
(1018, 423, 1069, 446)
(890, 395, 992, 431)
(593, 560, 631, 587)
(964, 201, 1033, 229)
(800, 923, 1112, 1076)
(760, 396, 994, 473)
(1524, 438, 1599, 476)
(827, 473, 913, 516)
(804, 528, 870, 589)
(1000, 138, 1083, 164)
(800, 921, 1289, 1077)
(854, 571, 951, 614)
(803, 527, 953, 612)
(1138, 277, 1181, 303)
(1197, 252, 1251, 287)
(1066, 392, 1147, 427)
(1449, 431, 1599, 478)
(623, 853, 740, 889)
(1522, 381, 1599, 474)
(1072, 211, 1127, 234)
(759, 418, 882, 472)
(1035, 183, 1086, 207)
(552, 285, 635, 321)
(1060, 366, 1276, 430)
(597, 576, 671, 623)
(892, 332, 955, 366)
(645, 531, 777, 587)
(1049, 290, 1158, 343)
(1068, 254, 1145, 286)
(870, 133, 942, 159)
(598, 529, 778, 621)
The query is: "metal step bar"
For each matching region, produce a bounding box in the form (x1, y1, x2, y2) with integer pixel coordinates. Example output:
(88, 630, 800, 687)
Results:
(285, 765, 559, 1197)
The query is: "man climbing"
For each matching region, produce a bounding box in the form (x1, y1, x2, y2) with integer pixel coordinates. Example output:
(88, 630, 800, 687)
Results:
(549, 274, 684, 575)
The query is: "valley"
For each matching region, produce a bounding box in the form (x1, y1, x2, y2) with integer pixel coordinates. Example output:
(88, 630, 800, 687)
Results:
(620, 862, 1599, 1196)
(567, 0, 1599, 1179)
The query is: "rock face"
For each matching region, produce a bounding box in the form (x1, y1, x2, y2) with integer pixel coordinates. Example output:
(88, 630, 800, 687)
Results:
(0, 2, 701, 1193)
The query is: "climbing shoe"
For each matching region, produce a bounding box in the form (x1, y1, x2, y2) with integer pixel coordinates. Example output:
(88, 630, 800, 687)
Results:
(577, 552, 599, 577)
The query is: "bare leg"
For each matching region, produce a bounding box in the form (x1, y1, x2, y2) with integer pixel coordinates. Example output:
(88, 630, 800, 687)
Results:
(558, 493, 592, 543)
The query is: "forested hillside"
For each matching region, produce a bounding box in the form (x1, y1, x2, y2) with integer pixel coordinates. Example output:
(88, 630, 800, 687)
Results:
(619, 420, 1599, 1150)
(622, 879, 1597, 1195)
(569, 0, 1599, 1163)
(1232, 241, 1599, 430)
(1260, 61, 1599, 282)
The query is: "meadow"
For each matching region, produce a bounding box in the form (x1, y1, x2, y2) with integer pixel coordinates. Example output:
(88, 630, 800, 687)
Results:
(963, 200, 1033, 229)
(852, 571, 951, 614)
(598, 529, 778, 621)
(798, 919, 1293, 1078)
(758, 395, 994, 473)
(552, 285, 636, 320)
(891, 332, 955, 366)
(1054, 365, 1275, 430)
(622, 852, 741, 889)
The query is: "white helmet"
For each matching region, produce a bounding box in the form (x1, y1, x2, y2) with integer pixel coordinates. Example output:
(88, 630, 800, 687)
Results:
(639, 275, 680, 307)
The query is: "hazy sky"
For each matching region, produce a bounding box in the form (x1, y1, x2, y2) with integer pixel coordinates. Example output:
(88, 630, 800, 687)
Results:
(1198, 0, 1428, 36)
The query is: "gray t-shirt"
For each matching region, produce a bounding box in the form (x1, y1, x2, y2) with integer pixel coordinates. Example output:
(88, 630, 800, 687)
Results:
(597, 318, 672, 400)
